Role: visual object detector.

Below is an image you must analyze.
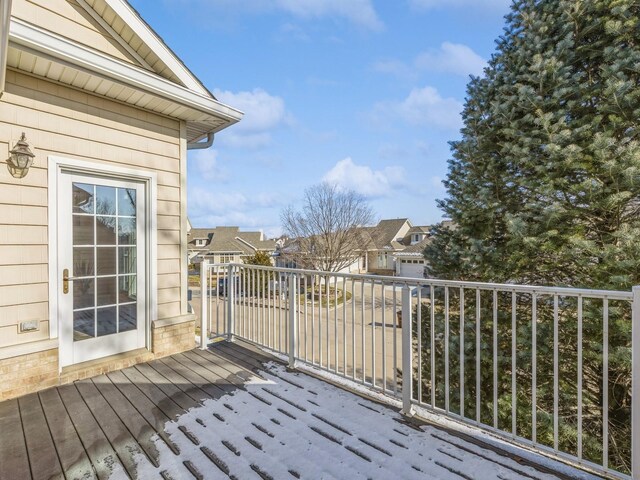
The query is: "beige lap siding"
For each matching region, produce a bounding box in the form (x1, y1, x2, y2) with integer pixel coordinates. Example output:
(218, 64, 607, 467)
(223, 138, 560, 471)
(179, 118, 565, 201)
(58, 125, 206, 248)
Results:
(0, 70, 186, 348)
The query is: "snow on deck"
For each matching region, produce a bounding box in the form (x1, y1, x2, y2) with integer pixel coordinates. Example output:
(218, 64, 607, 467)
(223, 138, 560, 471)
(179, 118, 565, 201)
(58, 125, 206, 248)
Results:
(132, 359, 570, 480)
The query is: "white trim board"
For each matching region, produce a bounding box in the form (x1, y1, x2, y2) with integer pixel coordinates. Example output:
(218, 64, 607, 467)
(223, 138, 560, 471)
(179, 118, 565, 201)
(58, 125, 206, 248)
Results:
(9, 19, 243, 126)
(75, 0, 153, 71)
(103, 0, 209, 96)
(47, 156, 158, 364)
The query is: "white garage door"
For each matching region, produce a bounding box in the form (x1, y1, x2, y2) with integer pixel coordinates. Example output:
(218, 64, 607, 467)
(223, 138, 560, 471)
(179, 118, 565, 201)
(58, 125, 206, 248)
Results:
(398, 260, 425, 279)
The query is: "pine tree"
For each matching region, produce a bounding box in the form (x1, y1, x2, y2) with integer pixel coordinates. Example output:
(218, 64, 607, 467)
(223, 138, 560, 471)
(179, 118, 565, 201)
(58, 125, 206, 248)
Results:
(423, 1, 640, 472)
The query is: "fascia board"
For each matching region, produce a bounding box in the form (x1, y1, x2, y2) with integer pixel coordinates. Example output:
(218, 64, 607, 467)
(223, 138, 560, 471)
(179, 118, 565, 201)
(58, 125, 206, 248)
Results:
(9, 18, 243, 125)
(104, 0, 209, 95)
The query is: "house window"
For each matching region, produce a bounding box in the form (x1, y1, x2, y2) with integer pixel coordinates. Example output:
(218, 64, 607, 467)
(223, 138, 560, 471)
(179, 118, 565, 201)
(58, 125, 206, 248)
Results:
(219, 253, 234, 263)
(377, 253, 386, 268)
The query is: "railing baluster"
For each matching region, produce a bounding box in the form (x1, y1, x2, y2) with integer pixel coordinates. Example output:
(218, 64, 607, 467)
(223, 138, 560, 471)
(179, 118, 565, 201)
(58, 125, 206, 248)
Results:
(352, 278, 356, 380)
(382, 283, 387, 393)
(603, 297, 609, 469)
(279, 270, 283, 353)
(553, 294, 559, 451)
(631, 286, 640, 480)
(460, 287, 465, 419)
(372, 280, 376, 388)
(326, 275, 330, 371)
(312, 274, 316, 365)
(431, 285, 436, 408)
(304, 276, 308, 362)
(288, 272, 297, 368)
(343, 277, 347, 376)
(401, 284, 414, 416)
(532, 292, 537, 444)
(445, 286, 450, 413)
(393, 282, 398, 396)
(476, 288, 481, 424)
(362, 279, 366, 384)
(493, 289, 498, 429)
(335, 275, 339, 373)
(577, 294, 583, 460)
(200, 259, 208, 350)
(511, 291, 517, 436)
(418, 286, 422, 403)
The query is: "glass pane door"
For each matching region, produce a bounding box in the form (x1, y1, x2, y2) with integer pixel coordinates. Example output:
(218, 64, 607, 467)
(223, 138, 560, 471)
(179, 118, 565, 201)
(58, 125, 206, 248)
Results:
(59, 172, 146, 367)
(72, 183, 139, 342)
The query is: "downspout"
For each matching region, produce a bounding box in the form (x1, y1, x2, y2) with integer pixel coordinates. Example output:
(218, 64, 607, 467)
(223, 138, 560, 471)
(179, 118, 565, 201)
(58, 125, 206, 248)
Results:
(0, 0, 12, 99)
(187, 132, 214, 150)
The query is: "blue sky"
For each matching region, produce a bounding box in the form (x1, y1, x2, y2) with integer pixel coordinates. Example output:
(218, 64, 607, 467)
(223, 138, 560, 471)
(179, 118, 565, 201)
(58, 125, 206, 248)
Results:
(129, 0, 512, 237)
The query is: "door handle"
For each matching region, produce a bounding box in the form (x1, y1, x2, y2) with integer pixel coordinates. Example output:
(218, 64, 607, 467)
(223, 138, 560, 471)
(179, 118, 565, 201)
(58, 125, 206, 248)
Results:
(62, 268, 81, 294)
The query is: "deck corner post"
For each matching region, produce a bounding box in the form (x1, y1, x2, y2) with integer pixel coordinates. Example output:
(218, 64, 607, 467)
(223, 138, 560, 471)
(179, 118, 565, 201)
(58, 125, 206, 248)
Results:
(401, 284, 415, 417)
(200, 259, 209, 350)
(632, 286, 640, 479)
(227, 264, 235, 342)
(288, 272, 298, 370)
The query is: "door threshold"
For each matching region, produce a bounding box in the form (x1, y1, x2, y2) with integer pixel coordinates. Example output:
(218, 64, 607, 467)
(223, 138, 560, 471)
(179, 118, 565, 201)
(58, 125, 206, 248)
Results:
(60, 347, 152, 383)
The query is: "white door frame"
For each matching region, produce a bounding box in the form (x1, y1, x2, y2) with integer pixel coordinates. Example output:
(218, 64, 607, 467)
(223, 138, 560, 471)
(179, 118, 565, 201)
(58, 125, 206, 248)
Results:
(48, 156, 157, 370)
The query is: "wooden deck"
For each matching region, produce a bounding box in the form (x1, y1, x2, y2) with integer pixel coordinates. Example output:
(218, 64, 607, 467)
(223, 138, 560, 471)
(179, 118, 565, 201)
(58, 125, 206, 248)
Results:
(0, 341, 589, 480)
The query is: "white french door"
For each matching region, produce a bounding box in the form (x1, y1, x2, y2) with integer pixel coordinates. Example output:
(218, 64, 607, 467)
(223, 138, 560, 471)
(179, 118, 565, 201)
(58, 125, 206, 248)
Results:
(58, 172, 147, 367)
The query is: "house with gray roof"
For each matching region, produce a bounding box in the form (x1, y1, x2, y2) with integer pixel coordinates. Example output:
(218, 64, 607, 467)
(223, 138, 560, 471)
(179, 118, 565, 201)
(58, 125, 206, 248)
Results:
(188, 226, 276, 265)
(363, 218, 412, 275)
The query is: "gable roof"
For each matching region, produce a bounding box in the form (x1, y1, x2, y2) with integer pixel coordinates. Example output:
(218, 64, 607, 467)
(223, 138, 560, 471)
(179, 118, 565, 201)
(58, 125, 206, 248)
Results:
(369, 218, 410, 250)
(2, 0, 242, 142)
(189, 227, 277, 256)
(396, 238, 430, 256)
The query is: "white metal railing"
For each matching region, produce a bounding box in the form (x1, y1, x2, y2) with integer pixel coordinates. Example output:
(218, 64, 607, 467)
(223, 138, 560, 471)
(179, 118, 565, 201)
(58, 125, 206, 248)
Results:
(198, 261, 639, 479)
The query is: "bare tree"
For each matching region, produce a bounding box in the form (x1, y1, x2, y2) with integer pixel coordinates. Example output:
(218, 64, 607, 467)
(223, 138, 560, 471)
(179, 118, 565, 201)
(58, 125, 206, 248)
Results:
(280, 183, 374, 273)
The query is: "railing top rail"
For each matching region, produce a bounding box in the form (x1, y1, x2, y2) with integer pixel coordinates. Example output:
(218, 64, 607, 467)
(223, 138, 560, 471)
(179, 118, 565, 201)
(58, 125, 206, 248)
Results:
(203, 263, 633, 301)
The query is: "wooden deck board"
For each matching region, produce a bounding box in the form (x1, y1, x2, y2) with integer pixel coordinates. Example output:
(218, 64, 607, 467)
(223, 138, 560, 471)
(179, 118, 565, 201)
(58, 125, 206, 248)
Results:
(56, 384, 126, 480)
(88, 375, 163, 466)
(0, 341, 583, 480)
(132, 363, 203, 411)
(0, 399, 31, 480)
(157, 355, 232, 399)
(37, 388, 94, 479)
(74, 378, 155, 475)
(145, 358, 214, 403)
(17, 393, 64, 480)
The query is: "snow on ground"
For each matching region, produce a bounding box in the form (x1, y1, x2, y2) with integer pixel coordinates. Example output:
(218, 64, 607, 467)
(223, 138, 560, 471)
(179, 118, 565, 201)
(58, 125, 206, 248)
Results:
(130, 362, 581, 480)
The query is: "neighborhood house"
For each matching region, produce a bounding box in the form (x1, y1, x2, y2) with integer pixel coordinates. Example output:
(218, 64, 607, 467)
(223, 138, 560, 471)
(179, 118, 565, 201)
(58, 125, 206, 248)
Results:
(0, 0, 242, 400)
(187, 225, 276, 265)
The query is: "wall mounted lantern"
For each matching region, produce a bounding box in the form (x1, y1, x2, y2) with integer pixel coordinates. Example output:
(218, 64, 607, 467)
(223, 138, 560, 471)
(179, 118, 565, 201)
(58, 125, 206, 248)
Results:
(8, 132, 35, 178)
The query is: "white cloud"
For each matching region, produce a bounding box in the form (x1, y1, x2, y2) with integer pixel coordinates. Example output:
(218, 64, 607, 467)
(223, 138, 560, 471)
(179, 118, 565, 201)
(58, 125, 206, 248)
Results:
(190, 148, 228, 182)
(322, 157, 406, 198)
(415, 42, 486, 77)
(374, 42, 486, 79)
(408, 0, 510, 11)
(372, 85, 463, 131)
(213, 88, 291, 149)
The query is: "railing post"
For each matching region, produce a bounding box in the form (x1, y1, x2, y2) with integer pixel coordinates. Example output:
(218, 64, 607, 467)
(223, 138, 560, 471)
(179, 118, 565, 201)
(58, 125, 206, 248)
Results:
(632, 286, 640, 479)
(288, 272, 297, 370)
(200, 259, 209, 350)
(227, 264, 235, 342)
(401, 284, 414, 416)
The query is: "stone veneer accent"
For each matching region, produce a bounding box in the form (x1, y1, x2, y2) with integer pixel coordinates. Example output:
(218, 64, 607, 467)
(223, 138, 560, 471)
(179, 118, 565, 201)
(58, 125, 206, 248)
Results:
(0, 316, 196, 401)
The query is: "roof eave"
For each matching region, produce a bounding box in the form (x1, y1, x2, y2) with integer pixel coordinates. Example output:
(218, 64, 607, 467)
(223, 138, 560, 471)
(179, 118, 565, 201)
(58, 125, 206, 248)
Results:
(8, 19, 243, 135)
